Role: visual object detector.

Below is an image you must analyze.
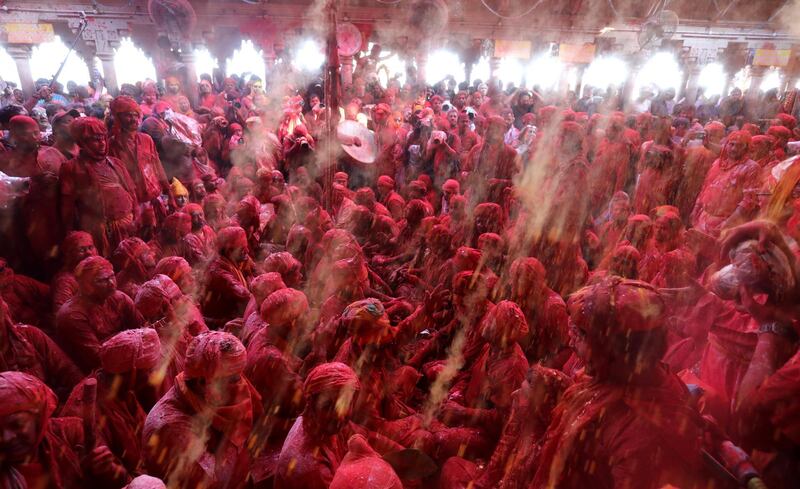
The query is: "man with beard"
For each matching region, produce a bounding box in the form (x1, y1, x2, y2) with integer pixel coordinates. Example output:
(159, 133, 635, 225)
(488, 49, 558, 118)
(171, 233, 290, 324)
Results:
(692, 130, 761, 236)
(109, 96, 174, 224)
(60, 117, 139, 257)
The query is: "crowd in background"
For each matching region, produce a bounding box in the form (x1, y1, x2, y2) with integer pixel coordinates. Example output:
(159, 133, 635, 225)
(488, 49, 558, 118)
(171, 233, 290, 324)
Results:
(0, 45, 800, 489)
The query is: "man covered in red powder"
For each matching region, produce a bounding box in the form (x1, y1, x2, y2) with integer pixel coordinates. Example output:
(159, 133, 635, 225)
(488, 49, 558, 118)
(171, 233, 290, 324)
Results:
(438, 364, 571, 489)
(200, 226, 253, 329)
(245, 288, 308, 439)
(674, 125, 720, 222)
(529, 277, 708, 489)
(0, 371, 125, 488)
(435, 300, 529, 460)
(332, 299, 433, 452)
(0, 296, 82, 402)
(61, 328, 162, 484)
(639, 210, 695, 285)
(60, 117, 139, 257)
(108, 96, 174, 223)
(0, 115, 63, 274)
(632, 118, 681, 215)
(692, 130, 761, 236)
(143, 331, 260, 489)
(275, 362, 360, 488)
(56, 256, 143, 373)
(504, 257, 569, 366)
(589, 113, 635, 211)
(463, 116, 518, 203)
(52, 231, 97, 313)
(376, 175, 406, 222)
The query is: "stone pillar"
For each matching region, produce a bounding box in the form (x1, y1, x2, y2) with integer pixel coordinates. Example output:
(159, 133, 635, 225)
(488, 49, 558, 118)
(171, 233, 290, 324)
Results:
(96, 53, 119, 96)
(489, 57, 500, 79)
(683, 62, 701, 104)
(179, 49, 199, 107)
(7, 45, 34, 96)
(263, 50, 276, 76)
(621, 62, 639, 112)
(341, 55, 354, 88)
(749, 65, 767, 95)
(573, 65, 586, 96)
(416, 51, 427, 85)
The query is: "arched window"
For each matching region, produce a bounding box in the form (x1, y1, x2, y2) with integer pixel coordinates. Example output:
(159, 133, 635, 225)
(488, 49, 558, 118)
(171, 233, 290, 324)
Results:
(631, 52, 682, 99)
(30, 36, 90, 86)
(731, 67, 751, 92)
(227, 40, 266, 82)
(495, 58, 524, 88)
(760, 67, 782, 92)
(114, 38, 157, 85)
(471, 56, 491, 85)
(526, 53, 562, 91)
(291, 39, 325, 74)
(0, 47, 21, 88)
(425, 50, 464, 86)
(697, 63, 726, 97)
(583, 56, 628, 90)
(194, 47, 219, 80)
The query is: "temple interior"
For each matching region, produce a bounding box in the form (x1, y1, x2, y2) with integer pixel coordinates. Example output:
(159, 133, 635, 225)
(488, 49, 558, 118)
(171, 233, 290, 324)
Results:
(1, 1, 800, 488)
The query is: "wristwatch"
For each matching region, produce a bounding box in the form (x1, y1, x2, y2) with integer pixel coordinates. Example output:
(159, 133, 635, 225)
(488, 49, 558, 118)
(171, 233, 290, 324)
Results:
(758, 322, 799, 342)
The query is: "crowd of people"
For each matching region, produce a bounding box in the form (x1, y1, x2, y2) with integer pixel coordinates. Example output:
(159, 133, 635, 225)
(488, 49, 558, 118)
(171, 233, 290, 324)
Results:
(0, 51, 800, 489)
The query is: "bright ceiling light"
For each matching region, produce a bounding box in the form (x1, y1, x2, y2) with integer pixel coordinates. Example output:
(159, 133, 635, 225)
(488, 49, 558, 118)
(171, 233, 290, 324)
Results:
(697, 62, 726, 97)
(114, 38, 157, 86)
(526, 53, 562, 91)
(582, 56, 628, 89)
(292, 39, 325, 73)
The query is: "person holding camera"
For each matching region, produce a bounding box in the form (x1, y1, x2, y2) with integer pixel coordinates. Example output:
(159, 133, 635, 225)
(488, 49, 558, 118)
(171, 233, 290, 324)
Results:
(424, 117, 461, 189)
